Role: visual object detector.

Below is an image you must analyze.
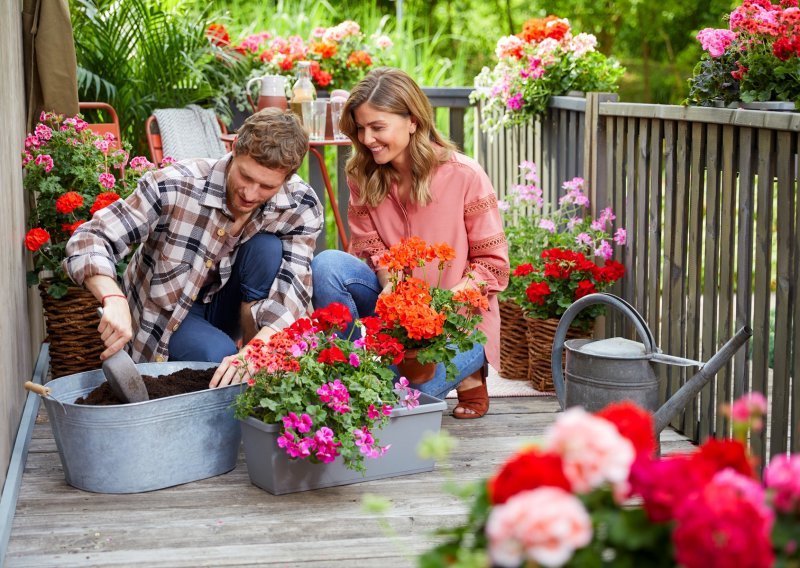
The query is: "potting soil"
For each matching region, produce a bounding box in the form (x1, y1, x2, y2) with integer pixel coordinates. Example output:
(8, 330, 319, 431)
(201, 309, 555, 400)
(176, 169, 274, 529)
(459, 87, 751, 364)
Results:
(75, 367, 218, 405)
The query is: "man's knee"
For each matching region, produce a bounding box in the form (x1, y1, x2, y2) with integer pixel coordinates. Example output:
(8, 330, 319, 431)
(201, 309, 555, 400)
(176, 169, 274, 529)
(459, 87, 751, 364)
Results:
(237, 233, 283, 300)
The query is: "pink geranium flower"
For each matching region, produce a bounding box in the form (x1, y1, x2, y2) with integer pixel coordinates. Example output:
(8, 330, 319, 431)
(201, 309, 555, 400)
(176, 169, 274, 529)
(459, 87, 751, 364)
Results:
(486, 487, 592, 567)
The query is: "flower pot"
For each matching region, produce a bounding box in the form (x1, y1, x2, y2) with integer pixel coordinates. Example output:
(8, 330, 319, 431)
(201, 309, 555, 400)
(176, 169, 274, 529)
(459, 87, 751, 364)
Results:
(739, 101, 797, 112)
(39, 282, 105, 378)
(33, 362, 244, 493)
(396, 349, 437, 384)
(525, 316, 593, 392)
(499, 300, 530, 381)
(240, 393, 447, 495)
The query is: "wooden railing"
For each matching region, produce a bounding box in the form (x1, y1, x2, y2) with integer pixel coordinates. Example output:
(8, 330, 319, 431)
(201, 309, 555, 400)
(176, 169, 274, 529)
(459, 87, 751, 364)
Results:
(477, 95, 800, 462)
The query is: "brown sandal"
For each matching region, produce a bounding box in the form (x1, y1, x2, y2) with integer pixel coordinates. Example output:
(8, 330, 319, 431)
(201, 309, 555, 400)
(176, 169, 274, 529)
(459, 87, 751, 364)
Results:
(453, 364, 489, 419)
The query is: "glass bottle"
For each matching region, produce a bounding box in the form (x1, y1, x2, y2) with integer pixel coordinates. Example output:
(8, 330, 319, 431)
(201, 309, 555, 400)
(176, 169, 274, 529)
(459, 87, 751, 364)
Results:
(290, 61, 316, 119)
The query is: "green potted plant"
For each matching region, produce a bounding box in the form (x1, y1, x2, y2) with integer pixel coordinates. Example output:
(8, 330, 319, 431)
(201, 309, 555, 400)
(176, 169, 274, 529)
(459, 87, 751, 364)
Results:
(688, 0, 800, 109)
(232, 302, 447, 494)
(497, 161, 626, 389)
(22, 111, 155, 376)
(471, 15, 625, 132)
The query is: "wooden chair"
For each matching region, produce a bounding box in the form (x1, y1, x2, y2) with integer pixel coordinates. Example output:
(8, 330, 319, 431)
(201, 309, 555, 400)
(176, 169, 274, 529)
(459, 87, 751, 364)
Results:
(78, 102, 122, 149)
(145, 114, 230, 165)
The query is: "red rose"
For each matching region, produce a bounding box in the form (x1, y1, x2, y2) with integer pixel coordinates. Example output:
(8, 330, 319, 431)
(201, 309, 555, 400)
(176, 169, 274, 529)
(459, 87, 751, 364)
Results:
(596, 401, 656, 457)
(488, 447, 571, 504)
(525, 281, 551, 305)
(513, 263, 534, 277)
(317, 346, 348, 365)
(55, 191, 84, 214)
(89, 191, 120, 215)
(574, 279, 596, 299)
(24, 228, 50, 251)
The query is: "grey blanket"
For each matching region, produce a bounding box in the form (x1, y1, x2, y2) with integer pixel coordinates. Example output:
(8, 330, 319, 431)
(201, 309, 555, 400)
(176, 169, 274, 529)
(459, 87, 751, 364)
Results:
(152, 105, 226, 161)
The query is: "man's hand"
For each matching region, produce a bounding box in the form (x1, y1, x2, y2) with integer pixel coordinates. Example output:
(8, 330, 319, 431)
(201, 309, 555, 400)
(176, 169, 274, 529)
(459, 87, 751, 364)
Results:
(210, 351, 251, 388)
(98, 296, 133, 360)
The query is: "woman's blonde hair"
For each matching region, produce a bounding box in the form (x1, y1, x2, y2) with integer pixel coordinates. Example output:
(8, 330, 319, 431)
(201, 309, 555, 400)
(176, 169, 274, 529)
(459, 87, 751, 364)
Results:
(340, 67, 456, 207)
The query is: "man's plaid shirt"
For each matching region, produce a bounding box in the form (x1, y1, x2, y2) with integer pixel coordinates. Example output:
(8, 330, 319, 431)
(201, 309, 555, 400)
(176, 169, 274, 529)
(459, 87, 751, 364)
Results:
(64, 154, 323, 362)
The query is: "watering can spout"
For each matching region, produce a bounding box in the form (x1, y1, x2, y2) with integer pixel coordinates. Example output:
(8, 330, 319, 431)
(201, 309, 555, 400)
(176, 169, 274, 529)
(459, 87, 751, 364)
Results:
(653, 325, 753, 433)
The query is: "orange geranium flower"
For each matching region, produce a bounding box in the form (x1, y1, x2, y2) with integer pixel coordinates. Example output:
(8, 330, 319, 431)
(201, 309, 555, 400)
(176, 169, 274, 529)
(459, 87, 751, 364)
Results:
(310, 41, 338, 59)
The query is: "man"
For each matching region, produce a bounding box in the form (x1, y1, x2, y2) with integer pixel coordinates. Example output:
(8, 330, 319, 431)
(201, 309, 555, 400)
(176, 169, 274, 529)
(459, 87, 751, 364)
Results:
(64, 108, 322, 387)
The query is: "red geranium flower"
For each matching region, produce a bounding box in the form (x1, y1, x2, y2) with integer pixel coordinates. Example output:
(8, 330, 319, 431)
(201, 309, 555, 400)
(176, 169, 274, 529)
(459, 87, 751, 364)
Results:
(55, 191, 84, 214)
(317, 346, 348, 365)
(312, 303, 353, 332)
(574, 279, 596, 299)
(525, 281, 551, 305)
(596, 401, 656, 458)
(488, 447, 571, 504)
(24, 228, 50, 251)
(89, 191, 120, 215)
(513, 263, 534, 276)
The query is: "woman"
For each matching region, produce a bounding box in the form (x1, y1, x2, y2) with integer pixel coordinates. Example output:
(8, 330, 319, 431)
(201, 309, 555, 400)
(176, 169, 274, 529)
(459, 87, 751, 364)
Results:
(312, 68, 509, 419)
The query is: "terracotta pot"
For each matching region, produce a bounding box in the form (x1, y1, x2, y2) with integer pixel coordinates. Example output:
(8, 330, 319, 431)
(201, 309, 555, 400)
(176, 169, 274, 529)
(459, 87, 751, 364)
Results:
(396, 350, 437, 384)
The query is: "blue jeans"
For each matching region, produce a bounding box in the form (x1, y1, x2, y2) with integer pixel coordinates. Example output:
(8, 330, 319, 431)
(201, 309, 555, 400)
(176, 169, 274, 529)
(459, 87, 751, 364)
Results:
(168, 233, 283, 362)
(311, 249, 486, 399)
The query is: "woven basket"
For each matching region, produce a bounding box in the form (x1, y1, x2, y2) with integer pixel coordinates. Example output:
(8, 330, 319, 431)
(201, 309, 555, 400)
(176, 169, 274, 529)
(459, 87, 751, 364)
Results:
(525, 316, 593, 392)
(39, 283, 104, 379)
(499, 300, 530, 381)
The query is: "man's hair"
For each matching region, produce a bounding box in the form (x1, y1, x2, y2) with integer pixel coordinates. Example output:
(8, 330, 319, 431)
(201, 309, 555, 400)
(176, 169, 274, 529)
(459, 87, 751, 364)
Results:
(234, 108, 309, 176)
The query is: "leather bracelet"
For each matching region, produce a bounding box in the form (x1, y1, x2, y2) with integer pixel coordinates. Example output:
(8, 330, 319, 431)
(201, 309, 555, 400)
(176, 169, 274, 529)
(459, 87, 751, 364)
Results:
(101, 293, 127, 306)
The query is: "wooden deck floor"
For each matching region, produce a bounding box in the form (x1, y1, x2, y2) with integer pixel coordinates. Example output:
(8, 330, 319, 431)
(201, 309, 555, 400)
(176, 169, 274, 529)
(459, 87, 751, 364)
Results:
(5, 397, 694, 567)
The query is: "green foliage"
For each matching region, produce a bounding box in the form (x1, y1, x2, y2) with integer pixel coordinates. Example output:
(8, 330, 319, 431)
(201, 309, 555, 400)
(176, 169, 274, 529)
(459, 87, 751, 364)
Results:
(22, 112, 151, 297)
(233, 308, 406, 473)
(70, 0, 237, 155)
(687, 54, 741, 106)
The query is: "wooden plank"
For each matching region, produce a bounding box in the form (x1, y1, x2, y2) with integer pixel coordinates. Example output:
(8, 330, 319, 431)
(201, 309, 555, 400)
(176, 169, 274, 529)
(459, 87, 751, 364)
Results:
(5, 396, 695, 567)
(700, 123, 721, 441)
(635, 119, 651, 322)
(660, 120, 677, 406)
(623, 117, 637, 338)
(734, 128, 755, 403)
(716, 125, 737, 437)
(670, 120, 690, 431)
(449, 107, 465, 152)
(770, 131, 794, 456)
(750, 129, 774, 462)
(647, 120, 663, 349)
(597, 102, 800, 132)
(685, 122, 707, 440)
(612, 116, 626, 336)
(793, 133, 800, 454)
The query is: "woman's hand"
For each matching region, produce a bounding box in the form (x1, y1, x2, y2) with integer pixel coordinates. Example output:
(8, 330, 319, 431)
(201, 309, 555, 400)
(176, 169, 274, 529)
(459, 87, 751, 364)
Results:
(209, 351, 251, 388)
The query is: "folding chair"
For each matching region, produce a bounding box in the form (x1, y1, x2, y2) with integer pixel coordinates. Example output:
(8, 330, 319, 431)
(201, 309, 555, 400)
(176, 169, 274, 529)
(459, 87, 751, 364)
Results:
(78, 102, 122, 149)
(145, 114, 230, 165)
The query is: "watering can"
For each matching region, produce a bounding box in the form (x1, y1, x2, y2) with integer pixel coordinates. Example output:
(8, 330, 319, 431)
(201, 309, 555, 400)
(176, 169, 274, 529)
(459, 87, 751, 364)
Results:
(551, 293, 752, 434)
(247, 75, 288, 112)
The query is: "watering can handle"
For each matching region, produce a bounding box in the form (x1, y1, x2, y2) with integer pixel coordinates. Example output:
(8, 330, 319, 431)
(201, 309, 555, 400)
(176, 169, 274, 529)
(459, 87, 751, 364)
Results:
(246, 77, 262, 113)
(550, 293, 656, 409)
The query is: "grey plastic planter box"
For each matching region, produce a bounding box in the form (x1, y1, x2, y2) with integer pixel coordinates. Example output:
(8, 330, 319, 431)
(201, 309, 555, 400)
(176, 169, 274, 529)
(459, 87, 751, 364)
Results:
(38, 362, 243, 494)
(240, 393, 447, 494)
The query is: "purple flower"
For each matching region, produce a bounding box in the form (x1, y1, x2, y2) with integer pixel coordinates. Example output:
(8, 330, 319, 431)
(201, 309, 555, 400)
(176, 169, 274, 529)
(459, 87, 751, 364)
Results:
(614, 228, 627, 246)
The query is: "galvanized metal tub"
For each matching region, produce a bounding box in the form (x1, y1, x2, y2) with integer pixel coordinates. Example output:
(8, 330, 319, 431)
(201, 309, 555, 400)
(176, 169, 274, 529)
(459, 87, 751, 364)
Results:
(39, 361, 244, 494)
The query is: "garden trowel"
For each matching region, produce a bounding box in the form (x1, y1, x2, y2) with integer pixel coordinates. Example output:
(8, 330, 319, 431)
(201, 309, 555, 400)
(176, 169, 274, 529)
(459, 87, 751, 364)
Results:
(96, 308, 148, 403)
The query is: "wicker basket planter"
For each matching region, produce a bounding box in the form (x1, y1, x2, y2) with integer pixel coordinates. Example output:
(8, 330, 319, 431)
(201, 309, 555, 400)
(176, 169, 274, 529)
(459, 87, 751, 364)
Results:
(525, 316, 593, 392)
(39, 283, 104, 379)
(499, 300, 530, 381)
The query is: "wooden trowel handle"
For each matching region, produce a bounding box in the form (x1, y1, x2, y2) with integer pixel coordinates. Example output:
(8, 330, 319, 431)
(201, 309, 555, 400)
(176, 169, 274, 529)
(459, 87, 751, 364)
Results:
(24, 381, 51, 397)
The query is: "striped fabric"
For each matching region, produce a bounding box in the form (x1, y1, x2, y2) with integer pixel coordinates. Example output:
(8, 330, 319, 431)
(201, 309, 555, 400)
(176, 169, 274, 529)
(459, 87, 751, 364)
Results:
(65, 154, 323, 362)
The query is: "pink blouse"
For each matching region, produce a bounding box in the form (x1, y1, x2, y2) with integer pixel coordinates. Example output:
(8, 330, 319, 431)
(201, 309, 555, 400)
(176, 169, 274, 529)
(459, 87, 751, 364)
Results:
(347, 152, 510, 370)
